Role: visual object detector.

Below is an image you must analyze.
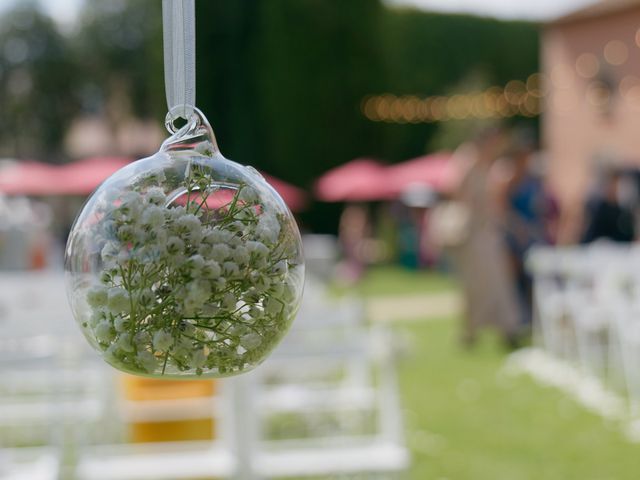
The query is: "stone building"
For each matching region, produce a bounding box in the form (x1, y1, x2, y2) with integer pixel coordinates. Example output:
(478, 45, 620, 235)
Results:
(543, 0, 640, 242)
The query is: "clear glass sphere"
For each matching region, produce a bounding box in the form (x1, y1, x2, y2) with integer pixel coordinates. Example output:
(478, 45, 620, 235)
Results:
(65, 108, 304, 378)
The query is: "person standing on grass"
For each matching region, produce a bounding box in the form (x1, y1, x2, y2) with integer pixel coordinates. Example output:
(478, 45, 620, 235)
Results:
(581, 169, 636, 244)
(444, 127, 522, 348)
(498, 133, 550, 329)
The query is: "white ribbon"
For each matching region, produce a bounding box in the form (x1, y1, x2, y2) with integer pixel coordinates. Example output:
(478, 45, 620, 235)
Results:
(162, 0, 196, 120)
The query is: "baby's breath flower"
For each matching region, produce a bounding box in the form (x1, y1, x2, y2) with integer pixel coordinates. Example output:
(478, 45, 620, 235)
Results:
(252, 272, 271, 293)
(229, 221, 246, 233)
(223, 261, 240, 278)
(114, 316, 129, 333)
(175, 214, 201, 233)
(153, 330, 174, 352)
(246, 240, 269, 258)
(180, 321, 196, 336)
(201, 304, 220, 317)
(137, 351, 158, 373)
(264, 297, 282, 316)
(222, 292, 237, 310)
(282, 282, 298, 303)
(82, 171, 301, 378)
(101, 242, 120, 263)
(104, 344, 120, 365)
(134, 331, 152, 348)
(210, 244, 231, 262)
(186, 254, 205, 273)
(239, 186, 258, 204)
(269, 282, 284, 297)
(191, 348, 207, 368)
(102, 220, 117, 237)
(95, 321, 115, 344)
(198, 243, 213, 258)
(120, 191, 142, 214)
(87, 285, 108, 308)
(240, 333, 262, 350)
(89, 309, 106, 328)
(137, 289, 155, 307)
(167, 253, 186, 268)
(166, 236, 185, 255)
(233, 246, 250, 266)
(142, 205, 165, 228)
(148, 227, 168, 247)
(108, 287, 131, 314)
(116, 333, 135, 353)
(256, 214, 280, 244)
(173, 338, 193, 359)
(168, 205, 187, 221)
(201, 260, 221, 279)
(146, 187, 166, 206)
(184, 281, 210, 314)
(117, 225, 135, 243)
(272, 260, 288, 276)
(243, 287, 261, 304)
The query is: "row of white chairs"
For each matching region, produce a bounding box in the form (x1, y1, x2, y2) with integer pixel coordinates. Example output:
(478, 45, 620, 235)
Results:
(0, 273, 408, 479)
(527, 243, 640, 417)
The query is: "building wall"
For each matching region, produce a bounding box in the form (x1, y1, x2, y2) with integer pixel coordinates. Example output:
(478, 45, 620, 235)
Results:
(543, 8, 640, 242)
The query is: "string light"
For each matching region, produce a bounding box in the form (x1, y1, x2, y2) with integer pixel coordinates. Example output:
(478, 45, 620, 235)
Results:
(362, 77, 544, 123)
(586, 81, 610, 108)
(604, 40, 628, 66)
(619, 75, 640, 98)
(575, 53, 600, 79)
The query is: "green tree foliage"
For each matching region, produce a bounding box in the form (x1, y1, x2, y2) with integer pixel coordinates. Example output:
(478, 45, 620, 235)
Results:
(377, 9, 539, 161)
(196, 0, 387, 182)
(0, 1, 539, 231)
(193, 2, 538, 231)
(0, 2, 77, 159)
(74, 0, 164, 119)
(195, 0, 388, 232)
(195, 2, 538, 181)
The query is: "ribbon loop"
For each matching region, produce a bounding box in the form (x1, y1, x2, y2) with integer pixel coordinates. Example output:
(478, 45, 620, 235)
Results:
(162, 0, 196, 120)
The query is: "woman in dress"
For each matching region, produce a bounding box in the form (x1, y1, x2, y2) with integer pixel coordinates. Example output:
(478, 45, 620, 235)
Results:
(447, 128, 521, 347)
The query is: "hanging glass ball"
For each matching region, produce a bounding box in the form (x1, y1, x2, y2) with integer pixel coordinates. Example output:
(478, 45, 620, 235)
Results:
(65, 108, 305, 378)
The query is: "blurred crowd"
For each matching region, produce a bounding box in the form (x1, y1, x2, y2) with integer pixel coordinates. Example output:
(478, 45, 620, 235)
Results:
(335, 124, 640, 347)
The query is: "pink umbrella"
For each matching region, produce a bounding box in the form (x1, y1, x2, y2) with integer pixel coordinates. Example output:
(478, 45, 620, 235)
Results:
(172, 174, 307, 213)
(385, 152, 453, 196)
(56, 157, 131, 195)
(0, 157, 309, 213)
(0, 157, 131, 196)
(315, 158, 392, 202)
(261, 173, 307, 212)
(0, 160, 62, 195)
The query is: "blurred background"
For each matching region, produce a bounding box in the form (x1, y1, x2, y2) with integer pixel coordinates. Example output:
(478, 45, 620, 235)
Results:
(3, 0, 640, 479)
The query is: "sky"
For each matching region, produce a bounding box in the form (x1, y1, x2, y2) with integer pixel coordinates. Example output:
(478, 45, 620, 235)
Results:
(386, 0, 599, 20)
(0, 0, 600, 24)
(0, 0, 84, 27)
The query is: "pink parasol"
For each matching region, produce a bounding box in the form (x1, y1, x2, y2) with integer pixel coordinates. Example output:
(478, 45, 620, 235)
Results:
(314, 158, 392, 202)
(56, 157, 132, 195)
(385, 152, 453, 197)
(0, 160, 62, 195)
(0, 157, 308, 212)
(261, 172, 307, 213)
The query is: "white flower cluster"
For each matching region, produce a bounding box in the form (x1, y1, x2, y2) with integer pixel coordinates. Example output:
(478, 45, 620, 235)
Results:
(80, 165, 302, 377)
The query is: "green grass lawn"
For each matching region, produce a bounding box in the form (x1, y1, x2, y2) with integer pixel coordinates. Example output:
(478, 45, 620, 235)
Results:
(343, 266, 639, 479)
(331, 265, 457, 298)
(397, 319, 638, 480)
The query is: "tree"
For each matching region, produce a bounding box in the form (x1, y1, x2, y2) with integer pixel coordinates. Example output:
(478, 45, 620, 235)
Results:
(0, 2, 77, 159)
(74, 0, 164, 121)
